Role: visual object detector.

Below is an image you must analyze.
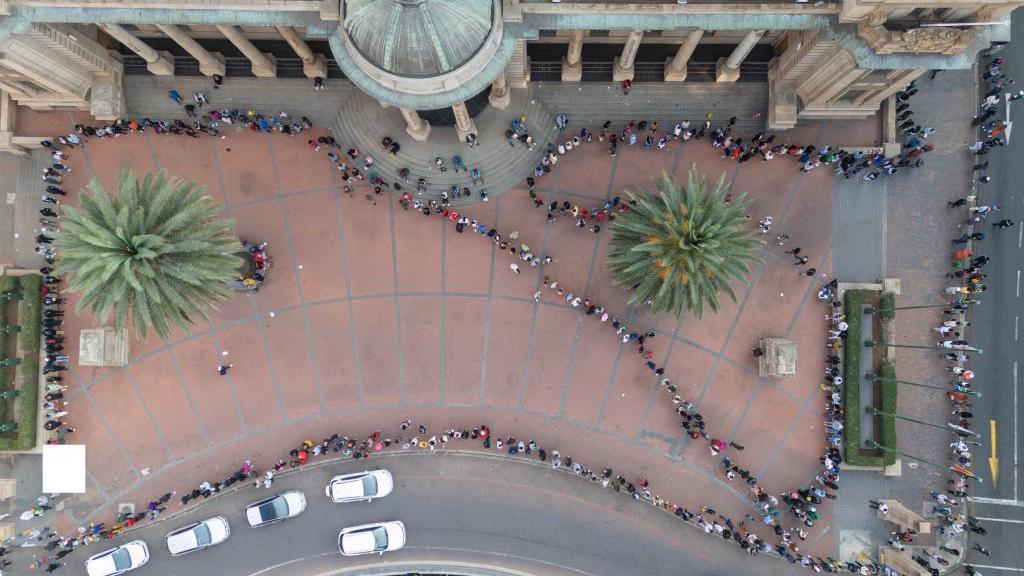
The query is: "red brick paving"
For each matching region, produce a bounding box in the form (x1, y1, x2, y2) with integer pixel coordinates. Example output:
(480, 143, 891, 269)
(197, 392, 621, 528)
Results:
(43, 113, 837, 559)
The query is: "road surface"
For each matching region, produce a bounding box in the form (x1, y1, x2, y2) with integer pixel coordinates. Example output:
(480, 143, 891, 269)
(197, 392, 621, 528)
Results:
(62, 452, 798, 576)
(965, 8, 1024, 573)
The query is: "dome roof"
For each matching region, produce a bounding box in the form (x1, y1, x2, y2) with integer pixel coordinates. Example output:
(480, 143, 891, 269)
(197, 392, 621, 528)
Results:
(345, 0, 494, 78)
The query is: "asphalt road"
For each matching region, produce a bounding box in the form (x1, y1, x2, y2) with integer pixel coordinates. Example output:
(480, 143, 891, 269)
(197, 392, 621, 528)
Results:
(61, 452, 798, 576)
(964, 8, 1024, 573)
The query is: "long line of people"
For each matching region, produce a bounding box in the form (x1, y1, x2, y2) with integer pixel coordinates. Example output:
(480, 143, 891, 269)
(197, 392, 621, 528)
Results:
(24, 84, 948, 574)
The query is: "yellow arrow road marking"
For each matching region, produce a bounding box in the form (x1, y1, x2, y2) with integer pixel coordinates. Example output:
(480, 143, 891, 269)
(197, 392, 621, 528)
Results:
(989, 419, 999, 488)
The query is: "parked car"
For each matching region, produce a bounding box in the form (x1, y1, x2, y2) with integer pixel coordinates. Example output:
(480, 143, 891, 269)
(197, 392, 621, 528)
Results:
(245, 490, 307, 527)
(326, 470, 394, 503)
(166, 515, 231, 556)
(338, 520, 406, 556)
(85, 540, 149, 576)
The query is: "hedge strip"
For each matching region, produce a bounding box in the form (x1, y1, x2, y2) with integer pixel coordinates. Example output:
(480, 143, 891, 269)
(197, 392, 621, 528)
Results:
(842, 289, 887, 467)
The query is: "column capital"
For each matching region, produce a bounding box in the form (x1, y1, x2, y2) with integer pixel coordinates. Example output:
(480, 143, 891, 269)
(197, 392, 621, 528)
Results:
(488, 70, 510, 110)
(562, 29, 586, 82)
(156, 24, 224, 77)
(399, 107, 431, 142)
(665, 30, 703, 82)
(613, 29, 644, 82)
(276, 26, 327, 78)
(717, 29, 765, 83)
(217, 25, 276, 78)
(99, 24, 176, 76)
(452, 101, 477, 144)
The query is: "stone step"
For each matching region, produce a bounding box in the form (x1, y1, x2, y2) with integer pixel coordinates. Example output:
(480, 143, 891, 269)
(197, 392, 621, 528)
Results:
(530, 82, 769, 134)
(328, 88, 560, 205)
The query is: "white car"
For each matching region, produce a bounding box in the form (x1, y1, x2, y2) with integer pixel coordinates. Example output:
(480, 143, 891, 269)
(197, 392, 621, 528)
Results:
(166, 515, 231, 556)
(85, 540, 149, 576)
(326, 470, 394, 503)
(245, 490, 307, 527)
(338, 520, 406, 556)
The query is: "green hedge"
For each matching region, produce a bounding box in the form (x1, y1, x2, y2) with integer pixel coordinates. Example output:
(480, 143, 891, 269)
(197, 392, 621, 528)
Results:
(18, 275, 40, 354)
(0, 357, 39, 451)
(0, 275, 41, 450)
(879, 292, 896, 321)
(842, 290, 879, 466)
(842, 289, 897, 467)
(0, 276, 16, 424)
(878, 361, 898, 466)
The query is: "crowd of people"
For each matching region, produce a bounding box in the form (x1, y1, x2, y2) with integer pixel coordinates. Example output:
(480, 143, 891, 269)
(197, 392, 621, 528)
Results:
(22, 53, 1011, 572)
(34, 156, 76, 447)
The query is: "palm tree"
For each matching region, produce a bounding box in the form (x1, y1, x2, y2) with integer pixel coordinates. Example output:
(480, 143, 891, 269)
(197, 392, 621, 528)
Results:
(57, 170, 243, 340)
(607, 169, 761, 319)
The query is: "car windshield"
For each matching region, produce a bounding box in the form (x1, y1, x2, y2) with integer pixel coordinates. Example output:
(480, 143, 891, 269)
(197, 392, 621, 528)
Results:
(372, 527, 388, 551)
(193, 523, 211, 546)
(361, 475, 378, 497)
(258, 498, 287, 521)
(112, 548, 132, 570)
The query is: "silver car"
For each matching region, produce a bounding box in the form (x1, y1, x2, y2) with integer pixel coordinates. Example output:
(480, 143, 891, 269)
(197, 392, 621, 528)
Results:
(338, 520, 406, 556)
(166, 516, 231, 556)
(85, 540, 149, 576)
(326, 469, 394, 503)
(245, 490, 307, 527)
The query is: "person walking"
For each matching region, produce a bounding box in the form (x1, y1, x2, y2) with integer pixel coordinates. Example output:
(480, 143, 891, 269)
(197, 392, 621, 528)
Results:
(217, 364, 233, 375)
(971, 543, 990, 556)
(167, 89, 184, 105)
(868, 500, 889, 514)
(993, 219, 1015, 229)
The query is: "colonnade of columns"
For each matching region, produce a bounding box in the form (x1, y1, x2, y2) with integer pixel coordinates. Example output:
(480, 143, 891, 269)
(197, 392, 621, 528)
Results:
(561, 28, 764, 84)
(106, 24, 327, 79)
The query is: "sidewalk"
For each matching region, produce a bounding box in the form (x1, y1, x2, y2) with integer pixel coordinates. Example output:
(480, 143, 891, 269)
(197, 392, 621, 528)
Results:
(833, 65, 978, 569)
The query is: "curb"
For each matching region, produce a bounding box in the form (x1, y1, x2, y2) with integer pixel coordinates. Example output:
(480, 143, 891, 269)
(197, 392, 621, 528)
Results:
(108, 448, 795, 568)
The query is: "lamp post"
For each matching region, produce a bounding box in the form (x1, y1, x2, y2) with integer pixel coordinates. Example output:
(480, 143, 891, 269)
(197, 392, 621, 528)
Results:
(865, 340, 982, 354)
(920, 21, 1010, 27)
(863, 303, 953, 314)
(865, 373, 981, 397)
(865, 406, 980, 438)
(865, 439, 980, 481)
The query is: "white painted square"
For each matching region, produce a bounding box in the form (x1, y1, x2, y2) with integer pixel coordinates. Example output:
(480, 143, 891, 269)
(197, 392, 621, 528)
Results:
(42, 444, 87, 493)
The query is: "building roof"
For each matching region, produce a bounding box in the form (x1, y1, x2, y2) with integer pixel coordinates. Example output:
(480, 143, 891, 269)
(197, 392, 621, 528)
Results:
(344, 0, 493, 78)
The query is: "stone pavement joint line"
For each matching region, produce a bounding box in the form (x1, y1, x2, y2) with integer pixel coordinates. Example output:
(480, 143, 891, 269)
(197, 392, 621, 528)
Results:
(24, 99, 837, 568)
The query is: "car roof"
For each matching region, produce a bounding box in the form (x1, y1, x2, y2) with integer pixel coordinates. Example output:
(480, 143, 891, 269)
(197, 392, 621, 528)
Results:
(341, 530, 377, 554)
(166, 525, 200, 555)
(331, 475, 366, 500)
(86, 551, 117, 576)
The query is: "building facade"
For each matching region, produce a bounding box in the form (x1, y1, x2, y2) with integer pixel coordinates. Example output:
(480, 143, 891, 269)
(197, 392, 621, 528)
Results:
(0, 0, 1018, 152)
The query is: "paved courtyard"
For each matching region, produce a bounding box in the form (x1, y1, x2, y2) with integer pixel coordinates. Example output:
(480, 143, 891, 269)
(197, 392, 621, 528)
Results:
(23, 99, 842, 561)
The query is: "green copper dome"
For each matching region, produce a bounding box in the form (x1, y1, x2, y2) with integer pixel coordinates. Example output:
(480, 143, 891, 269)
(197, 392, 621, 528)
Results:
(345, 0, 494, 78)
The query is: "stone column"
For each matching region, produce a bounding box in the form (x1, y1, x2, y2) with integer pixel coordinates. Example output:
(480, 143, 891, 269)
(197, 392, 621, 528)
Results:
(217, 25, 276, 78)
(156, 24, 225, 77)
(488, 70, 510, 110)
(716, 30, 764, 83)
(275, 26, 327, 79)
(664, 30, 703, 82)
(0, 91, 26, 156)
(612, 29, 644, 82)
(452, 101, 477, 143)
(561, 30, 585, 82)
(100, 23, 174, 76)
(400, 107, 430, 142)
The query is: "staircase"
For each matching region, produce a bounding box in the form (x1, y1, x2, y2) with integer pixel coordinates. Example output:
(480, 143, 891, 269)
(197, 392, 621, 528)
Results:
(531, 82, 769, 135)
(328, 88, 560, 205)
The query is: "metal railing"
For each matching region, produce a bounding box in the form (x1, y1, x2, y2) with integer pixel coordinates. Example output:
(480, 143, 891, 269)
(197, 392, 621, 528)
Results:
(120, 54, 346, 79)
(529, 60, 769, 82)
